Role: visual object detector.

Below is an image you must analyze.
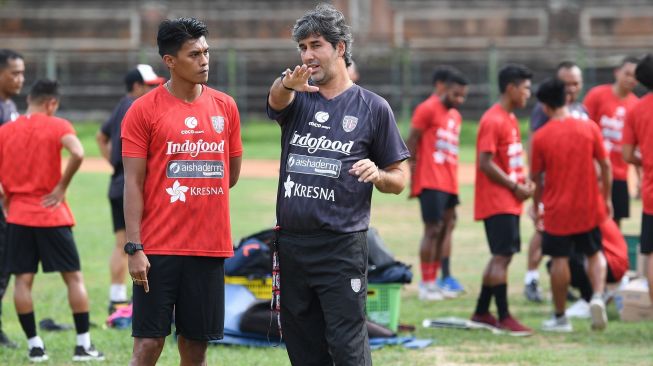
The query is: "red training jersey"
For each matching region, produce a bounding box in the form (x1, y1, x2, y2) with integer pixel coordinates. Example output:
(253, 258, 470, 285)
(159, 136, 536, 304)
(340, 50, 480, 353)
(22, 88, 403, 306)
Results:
(474, 103, 526, 220)
(530, 117, 606, 235)
(410, 95, 462, 196)
(623, 93, 653, 214)
(583, 84, 638, 180)
(122, 85, 243, 257)
(0, 113, 76, 227)
(599, 218, 628, 281)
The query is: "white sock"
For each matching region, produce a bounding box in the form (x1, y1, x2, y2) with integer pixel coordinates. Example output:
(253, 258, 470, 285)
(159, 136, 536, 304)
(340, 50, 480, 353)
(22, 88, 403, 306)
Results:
(76, 332, 91, 349)
(109, 285, 127, 302)
(524, 270, 540, 284)
(28, 336, 44, 349)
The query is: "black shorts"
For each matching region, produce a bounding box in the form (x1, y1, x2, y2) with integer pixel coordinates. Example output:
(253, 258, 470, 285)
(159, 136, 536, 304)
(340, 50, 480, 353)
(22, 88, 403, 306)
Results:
(542, 227, 602, 258)
(418, 189, 459, 223)
(278, 230, 371, 366)
(6, 224, 80, 274)
(131, 255, 225, 341)
(641, 213, 653, 254)
(483, 214, 521, 256)
(109, 197, 126, 232)
(612, 180, 630, 220)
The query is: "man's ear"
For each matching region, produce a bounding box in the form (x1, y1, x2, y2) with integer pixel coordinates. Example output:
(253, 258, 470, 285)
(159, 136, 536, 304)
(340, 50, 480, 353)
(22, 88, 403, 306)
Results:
(337, 41, 346, 58)
(163, 54, 175, 70)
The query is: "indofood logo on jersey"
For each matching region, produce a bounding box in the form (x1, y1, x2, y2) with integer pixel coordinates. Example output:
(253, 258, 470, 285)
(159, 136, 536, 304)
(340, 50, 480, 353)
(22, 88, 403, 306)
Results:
(283, 175, 335, 201)
(166, 139, 224, 157)
(290, 131, 353, 155)
(181, 116, 205, 135)
(309, 111, 331, 130)
(165, 180, 224, 203)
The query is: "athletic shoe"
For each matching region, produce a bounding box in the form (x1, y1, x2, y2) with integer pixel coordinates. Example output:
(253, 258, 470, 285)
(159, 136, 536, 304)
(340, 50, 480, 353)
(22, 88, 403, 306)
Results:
(28, 346, 49, 362)
(0, 330, 17, 348)
(73, 344, 105, 362)
(542, 315, 573, 332)
(565, 299, 591, 319)
(498, 315, 534, 336)
(524, 280, 544, 302)
(590, 296, 607, 331)
(418, 283, 445, 301)
(470, 313, 499, 329)
(437, 276, 465, 293)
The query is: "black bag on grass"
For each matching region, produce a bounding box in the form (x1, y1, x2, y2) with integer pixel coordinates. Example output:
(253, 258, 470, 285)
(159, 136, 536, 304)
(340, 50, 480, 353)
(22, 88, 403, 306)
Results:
(225, 238, 272, 277)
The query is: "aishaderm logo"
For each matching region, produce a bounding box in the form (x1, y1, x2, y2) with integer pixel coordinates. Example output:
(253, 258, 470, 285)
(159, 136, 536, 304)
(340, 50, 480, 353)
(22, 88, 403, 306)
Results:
(166, 139, 224, 158)
(289, 132, 353, 155)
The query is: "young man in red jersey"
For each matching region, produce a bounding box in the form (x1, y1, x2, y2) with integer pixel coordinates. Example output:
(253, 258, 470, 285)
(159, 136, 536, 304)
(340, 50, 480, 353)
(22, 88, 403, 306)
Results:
(122, 18, 242, 365)
(623, 54, 653, 305)
(584, 57, 639, 227)
(407, 68, 468, 300)
(531, 78, 611, 332)
(471, 64, 534, 336)
(0, 79, 104, 362)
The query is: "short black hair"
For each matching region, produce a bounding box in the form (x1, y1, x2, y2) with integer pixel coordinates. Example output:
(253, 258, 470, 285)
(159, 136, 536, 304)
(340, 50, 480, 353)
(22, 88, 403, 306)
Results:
(292, 3, 353, 67)
(446, 70, 469, 87)
(498, 64, 533, 93)
(536, 77, 566, 109)
(124, 69, 144, 92)
(432, 65, 456, 85)
(556, 61, 578, 72)
(635, 54, 653, 91)
(157, 17, 208, 57)
(618, 56, 639, 69)
(0, 49, 23, 71)
(28, 79, 59, 104)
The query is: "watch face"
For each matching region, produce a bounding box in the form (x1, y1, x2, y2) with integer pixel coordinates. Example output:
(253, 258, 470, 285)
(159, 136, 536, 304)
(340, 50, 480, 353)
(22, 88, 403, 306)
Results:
(124, 242, 134, 254)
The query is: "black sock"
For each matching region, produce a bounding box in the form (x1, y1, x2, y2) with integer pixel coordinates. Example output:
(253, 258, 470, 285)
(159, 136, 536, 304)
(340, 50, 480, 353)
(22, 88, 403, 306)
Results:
(555, 312, 565, 318)
(441, 257, 451, 278)
(474, 285, 493, 315)
(73, 312, 89, 334)
(493, 284, 509, 320)
(18, 312, 37, 339)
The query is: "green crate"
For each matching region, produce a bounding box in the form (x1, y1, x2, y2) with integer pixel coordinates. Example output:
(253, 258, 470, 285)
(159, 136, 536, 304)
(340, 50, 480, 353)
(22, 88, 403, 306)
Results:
(624, 235, 639, 271)
(366, 283, 402, 332)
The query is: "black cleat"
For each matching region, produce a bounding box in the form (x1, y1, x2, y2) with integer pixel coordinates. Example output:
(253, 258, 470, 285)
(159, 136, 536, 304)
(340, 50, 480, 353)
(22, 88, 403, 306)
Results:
(524, 280, 544, 303)
(73, 344, 105, 362)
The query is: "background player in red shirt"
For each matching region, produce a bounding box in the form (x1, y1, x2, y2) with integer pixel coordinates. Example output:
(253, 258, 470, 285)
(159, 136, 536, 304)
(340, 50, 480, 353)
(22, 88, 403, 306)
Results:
(407, 67, 468, 300)
(531, 78, 611, 332)
(471, 64, 534, 336)
(524, 61, 588, 303)
(0, 79, 103, 362)
(623, 53, 653, 305)
(122, 18, 242, 365)
(584, 57, 639, 228)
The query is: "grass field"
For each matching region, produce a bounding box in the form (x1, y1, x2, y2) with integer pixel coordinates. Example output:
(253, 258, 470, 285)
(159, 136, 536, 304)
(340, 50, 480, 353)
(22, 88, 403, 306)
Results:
(0, 122, 651, 365)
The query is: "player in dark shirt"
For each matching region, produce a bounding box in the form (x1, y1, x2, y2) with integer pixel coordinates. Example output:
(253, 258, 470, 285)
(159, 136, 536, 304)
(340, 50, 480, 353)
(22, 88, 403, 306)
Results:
(96, 64, 163, 314)
(0, 48, 24, 348)
(267, 4, 409, 365)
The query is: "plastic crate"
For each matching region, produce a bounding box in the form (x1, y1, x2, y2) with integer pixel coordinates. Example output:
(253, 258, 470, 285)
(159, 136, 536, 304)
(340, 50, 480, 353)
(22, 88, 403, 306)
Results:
(366, 283, 402, 332)
(624, 235, 639, 271)
(225, 276, 272, 299)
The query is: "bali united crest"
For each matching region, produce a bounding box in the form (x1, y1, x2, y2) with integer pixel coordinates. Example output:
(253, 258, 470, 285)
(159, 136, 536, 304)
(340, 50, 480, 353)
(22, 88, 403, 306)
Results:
(211, 116, 225, 133)
(350, 278, 362, 293)
(342, 115, 358, 132)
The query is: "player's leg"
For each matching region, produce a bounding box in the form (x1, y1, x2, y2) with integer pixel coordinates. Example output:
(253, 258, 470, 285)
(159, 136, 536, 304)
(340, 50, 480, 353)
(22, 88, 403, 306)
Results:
(611, 179, 630, 228)
(130, 255, 179, 365)
(578, 228, 608, 330)
(0, 211, 16, 348)
(176, 256, 224, 365)
(641, 213, 653, 304)
(418, 190, 447, 300)
(524, 231, 544, 302)
(109, 197, 128, 313)
(541, 231, 573, 332)
(438, 200, 465, 293)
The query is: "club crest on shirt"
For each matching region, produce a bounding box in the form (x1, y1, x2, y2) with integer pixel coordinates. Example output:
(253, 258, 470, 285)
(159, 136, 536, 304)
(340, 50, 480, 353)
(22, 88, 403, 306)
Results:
(350, 278, 362, 293)
(342, 115, 358, 132)
(211, 116, 225, 133)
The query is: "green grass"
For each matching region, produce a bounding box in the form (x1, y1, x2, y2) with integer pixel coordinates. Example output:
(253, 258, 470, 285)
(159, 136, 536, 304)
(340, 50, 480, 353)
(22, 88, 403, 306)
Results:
(0, 172, 650, 365)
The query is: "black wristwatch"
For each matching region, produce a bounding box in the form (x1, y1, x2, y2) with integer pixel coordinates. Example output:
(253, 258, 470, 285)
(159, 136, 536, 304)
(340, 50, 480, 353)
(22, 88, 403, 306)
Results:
(124, 242, 144, 255)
